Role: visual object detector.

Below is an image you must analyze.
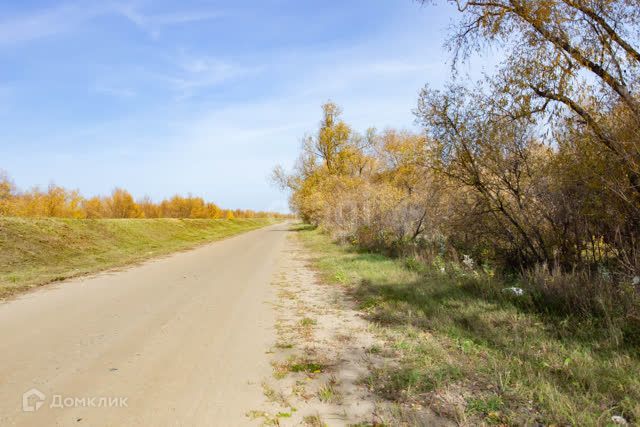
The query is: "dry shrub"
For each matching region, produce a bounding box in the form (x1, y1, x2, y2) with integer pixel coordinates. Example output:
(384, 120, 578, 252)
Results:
(523, 264, 640, 345)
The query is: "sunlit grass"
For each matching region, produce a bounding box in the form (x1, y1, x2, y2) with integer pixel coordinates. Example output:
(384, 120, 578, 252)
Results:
(297, 226, 640, 426)
(0, 217, 277, 298)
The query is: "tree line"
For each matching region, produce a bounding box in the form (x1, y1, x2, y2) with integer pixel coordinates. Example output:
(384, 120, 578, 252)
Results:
(0, 172, 286, 220)
(275, 0, 639, 337)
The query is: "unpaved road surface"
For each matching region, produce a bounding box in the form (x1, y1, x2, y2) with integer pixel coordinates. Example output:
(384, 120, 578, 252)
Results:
(0, 222, 289, 426)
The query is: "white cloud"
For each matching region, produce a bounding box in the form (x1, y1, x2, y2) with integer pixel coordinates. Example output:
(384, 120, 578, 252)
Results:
(111, 3, 222, 39)
(0, 3, 105, 45)
(150, 55, 262, 99)
(0, 2, 222, 45)
(172, 59, 247, 90)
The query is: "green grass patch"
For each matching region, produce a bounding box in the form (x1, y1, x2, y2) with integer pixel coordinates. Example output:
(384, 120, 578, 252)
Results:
(467, 394, 504, 415)
(275, 342, 294, 349)
(272, 357, 326, 379)
(317, 377, 341, 404)
(0, 217, 277, 298)
(300, 317, 317, 327)
(296, 226, 640, 426)
(290, 361, 324, 373)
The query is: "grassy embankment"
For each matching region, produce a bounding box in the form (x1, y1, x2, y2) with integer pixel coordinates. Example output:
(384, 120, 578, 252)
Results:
(0, 217, 277, 298)
(296, 225, 639, 426)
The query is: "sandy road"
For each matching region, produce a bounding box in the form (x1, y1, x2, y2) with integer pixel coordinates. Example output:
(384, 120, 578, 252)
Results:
(0, 222, 290, 426)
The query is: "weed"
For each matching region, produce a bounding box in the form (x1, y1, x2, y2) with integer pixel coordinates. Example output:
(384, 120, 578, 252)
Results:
(303, 413, 326, 426)
(272, 357, 325, 378)
(317, 377, 341, 404)
(300, 317, 317, 327)
(466, 394, 504, 415)
(275, 342, 294, 349)
(290, 361, 324, 374)
(262, 382, 290, 408)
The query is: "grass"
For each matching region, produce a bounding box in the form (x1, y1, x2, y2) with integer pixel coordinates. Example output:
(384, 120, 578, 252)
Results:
(272, 356, 326, 379)
(262, 382, 291, 408)
(300, 317, 317, 327)
(296, 226, 640, 426)
(289, 361, 324, 374)
(317, 377, 342, 404)
(302, 413, 327, 427)
(0, 217, 277, 298)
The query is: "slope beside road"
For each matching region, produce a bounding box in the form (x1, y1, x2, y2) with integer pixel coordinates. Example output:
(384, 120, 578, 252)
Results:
(0, 222, 289, 426)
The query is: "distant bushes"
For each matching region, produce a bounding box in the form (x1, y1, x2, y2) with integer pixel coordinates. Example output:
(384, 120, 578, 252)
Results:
(0, 172, 287, 220)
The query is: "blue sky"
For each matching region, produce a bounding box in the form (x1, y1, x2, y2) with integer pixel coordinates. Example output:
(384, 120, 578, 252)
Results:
(0, 0, 477, 212)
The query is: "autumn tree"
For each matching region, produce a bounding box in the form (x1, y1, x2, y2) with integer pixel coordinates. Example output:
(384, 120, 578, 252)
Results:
(0, 172, 270, 220)
(417, 84, 561, 265)
(83, 196, 105, 219)
(137, 196, 159, 218)
(0, 171, 15, 216)
(412, 0, 640, 272)
(105, 188, 142, 218)
(430, 0, 640, 195)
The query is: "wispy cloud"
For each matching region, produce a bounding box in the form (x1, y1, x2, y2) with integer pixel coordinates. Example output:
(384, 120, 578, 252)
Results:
(0, 1, 222, 45)
(111, 3, 222, 39)
(149, 55, 261, 99)
(0, 3, 105, 45)
(179, 59, 255, 88)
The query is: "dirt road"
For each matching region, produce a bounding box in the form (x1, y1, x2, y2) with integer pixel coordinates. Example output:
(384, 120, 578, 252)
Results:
(0, 222, 289, 426)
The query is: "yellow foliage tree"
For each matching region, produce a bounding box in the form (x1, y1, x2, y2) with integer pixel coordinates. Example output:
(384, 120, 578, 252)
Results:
(105, 188, 142, 219)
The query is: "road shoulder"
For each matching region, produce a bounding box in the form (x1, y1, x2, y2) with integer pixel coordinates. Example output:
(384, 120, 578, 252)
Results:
(249, 230, 449, 426)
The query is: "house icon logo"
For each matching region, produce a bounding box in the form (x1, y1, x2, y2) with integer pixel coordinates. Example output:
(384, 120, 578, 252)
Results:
(22, 388, 46, 412)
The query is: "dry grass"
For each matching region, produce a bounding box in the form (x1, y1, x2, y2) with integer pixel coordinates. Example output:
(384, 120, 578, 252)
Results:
(0, 217, 277, 298)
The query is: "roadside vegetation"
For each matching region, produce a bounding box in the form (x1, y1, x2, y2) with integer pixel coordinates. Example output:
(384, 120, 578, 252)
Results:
(274, 1, 640, 425)
(0, 217, 276, 298)
(298, 226, 640, 425)
(0, 172, 287, 220)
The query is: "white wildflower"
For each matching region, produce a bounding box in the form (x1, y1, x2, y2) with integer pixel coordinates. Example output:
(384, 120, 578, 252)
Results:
(462, 254, 475, 270)
(611, 415, 628, 425)
(502, 287, 524, 296)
